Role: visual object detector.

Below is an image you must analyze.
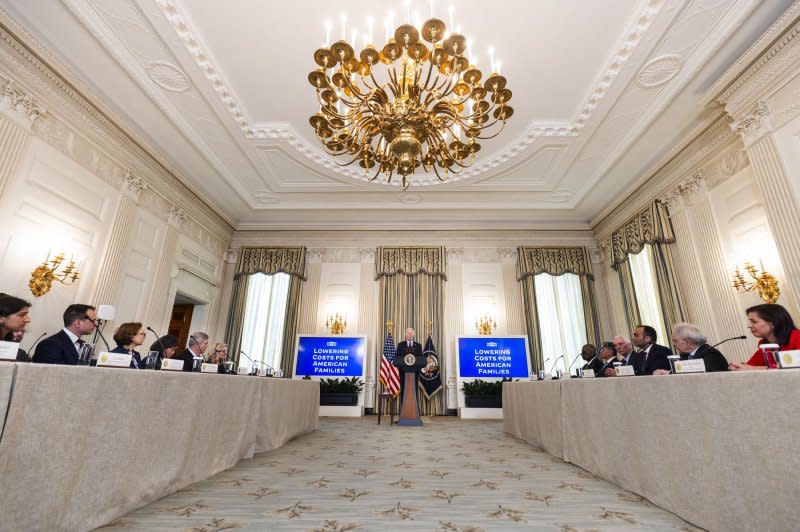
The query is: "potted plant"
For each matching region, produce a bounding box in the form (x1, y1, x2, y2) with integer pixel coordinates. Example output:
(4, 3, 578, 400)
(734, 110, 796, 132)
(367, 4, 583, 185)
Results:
(319, 376, 363, 406)
(461, 378, 512, 408)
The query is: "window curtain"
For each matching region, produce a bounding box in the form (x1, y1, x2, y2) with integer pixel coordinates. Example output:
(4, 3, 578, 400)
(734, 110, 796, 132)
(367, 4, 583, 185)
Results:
(535, 273, 588, 374)
(376, 246, 446, 415)
(225, 247, 306, 375)
(610, 200, 685, 338)
(517, 247, 600, 371)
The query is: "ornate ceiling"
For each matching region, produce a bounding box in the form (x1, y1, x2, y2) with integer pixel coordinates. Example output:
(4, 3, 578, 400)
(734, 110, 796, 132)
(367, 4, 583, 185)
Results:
(1, 0, 793, 229)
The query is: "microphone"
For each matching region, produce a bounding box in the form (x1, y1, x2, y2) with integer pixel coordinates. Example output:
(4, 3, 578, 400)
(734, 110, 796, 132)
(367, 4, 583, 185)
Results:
(92, 324, 111, 352)
(239, 351, 261, 375)
(567, 353, 583, 370)
(26, 331, 47, 354)
(711, 335, 747, 348)
(549, 355, 565, 375)
(146, 326, 166, 353)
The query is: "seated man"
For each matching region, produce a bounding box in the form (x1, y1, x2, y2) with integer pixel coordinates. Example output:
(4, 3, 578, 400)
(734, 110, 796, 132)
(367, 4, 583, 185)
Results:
(598, 341, 618, 377)
(174, 331, 209, 371)
(654, 322, 729, 374)
(630, 325, 672, 375)
(32, 304, 96, 365)
(580, 344, 602, 376)
(613, 335, 635, 366)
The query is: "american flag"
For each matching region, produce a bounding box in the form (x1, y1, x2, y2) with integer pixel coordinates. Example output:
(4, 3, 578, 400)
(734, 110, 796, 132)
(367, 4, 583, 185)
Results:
(379, 331, 400, 396)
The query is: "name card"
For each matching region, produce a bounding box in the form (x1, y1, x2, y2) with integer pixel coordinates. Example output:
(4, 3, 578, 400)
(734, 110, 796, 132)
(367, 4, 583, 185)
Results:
(96, 352, 132, 368)
(615, 365, 635, 377)
(778, 350, 800, 369)
(258, 367, 271, 377)
(161, 358, 185, 371)
(674, 359, 706, 374)
(0, 341, 20, 361)
(583, 370, 596, 378)
(201, 363, 218, 373)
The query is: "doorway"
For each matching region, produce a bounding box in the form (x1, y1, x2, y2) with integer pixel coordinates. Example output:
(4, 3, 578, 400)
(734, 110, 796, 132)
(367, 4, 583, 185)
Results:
(169, 294, 196, 350)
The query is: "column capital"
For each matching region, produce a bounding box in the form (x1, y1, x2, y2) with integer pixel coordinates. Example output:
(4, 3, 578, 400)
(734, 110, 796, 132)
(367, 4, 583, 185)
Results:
(224, 248, 238, 264)
(730, 100, 773, 148)
(306, 248, 325, 263)
(358, 247, 375, 263)
(497, 248, 518, 264)
(0, 80, 45, 130)
(167, 205, 186, 229)
(122, 169, 146, 201)
(446, 247, 464, 264)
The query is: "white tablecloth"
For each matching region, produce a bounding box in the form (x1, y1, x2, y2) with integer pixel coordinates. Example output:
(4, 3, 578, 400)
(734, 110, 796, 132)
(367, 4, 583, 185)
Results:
(0, 364, 318, 531)
(505, 373, 800, 532)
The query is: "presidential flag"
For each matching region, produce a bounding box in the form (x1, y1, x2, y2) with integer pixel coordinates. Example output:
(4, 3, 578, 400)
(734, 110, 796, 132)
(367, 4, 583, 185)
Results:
(379, 331, 400, 396)
(419, 334, 442, 399)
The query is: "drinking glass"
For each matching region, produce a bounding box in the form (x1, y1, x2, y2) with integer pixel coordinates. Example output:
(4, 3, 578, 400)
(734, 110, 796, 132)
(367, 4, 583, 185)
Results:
(144, 350, 159, 369)
(77, 344, 93, 366)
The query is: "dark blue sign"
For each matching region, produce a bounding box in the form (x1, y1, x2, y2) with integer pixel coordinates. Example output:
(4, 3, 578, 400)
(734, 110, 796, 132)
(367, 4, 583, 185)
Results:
(295, 336, 366, 377)
(458, 336, 530, 378)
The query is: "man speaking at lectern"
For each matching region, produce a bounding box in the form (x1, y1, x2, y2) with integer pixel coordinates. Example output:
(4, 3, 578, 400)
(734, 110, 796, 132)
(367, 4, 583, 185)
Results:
(396, 327, 423, 399)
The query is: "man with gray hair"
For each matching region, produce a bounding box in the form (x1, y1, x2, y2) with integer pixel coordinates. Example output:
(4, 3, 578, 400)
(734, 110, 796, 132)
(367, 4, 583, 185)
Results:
(654, 323, 728, 374)
(612, 335, 635, 366)
(175, 331, 209, 372)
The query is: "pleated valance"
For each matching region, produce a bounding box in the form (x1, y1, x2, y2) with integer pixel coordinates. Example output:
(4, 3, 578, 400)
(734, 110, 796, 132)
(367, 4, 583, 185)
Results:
(610, 201, 674, 268)
(516, 246, 594, 280)
(375, 246, 447, 280)
(234, 247, 306, 280)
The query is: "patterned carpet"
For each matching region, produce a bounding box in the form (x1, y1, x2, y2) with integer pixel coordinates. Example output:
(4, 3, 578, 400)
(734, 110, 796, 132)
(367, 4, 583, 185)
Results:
(101, 417, 701, 531)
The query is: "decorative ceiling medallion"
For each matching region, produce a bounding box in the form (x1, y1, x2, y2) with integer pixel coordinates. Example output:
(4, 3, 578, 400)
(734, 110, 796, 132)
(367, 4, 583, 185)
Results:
(548, 189, 574, 202)
(253, 191, 279, 204)
(637, 54, 683, 88)
(399, 192, 422, 204)
(147, 61, 190, 92)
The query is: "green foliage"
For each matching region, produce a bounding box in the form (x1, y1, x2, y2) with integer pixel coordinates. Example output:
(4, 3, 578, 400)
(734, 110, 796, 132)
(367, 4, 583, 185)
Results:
(461, 377, 513, 396)
(301, 375, 312, 380)
(318, 376, 363, 394)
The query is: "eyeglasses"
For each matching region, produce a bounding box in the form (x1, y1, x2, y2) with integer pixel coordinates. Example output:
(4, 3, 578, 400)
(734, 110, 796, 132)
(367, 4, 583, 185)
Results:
(135, 331, 146, 336)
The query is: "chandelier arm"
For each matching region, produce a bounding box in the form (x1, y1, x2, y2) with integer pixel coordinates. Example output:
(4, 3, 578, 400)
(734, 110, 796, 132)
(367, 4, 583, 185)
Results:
(474, 120, 507, 140)
(421, 60, 435, 93)
(431, 162, 447, 182)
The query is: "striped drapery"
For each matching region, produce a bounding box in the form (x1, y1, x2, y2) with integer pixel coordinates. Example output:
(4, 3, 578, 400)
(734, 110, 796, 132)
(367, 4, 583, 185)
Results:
(610, 201, 685, 336)
(517, 246, 600, 371)
(376, 246, 446, 415)
(225, 247, 306, 372)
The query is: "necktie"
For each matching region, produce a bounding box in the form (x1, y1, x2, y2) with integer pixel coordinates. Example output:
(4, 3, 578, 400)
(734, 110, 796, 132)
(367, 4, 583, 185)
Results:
(641, 350, 648, 372)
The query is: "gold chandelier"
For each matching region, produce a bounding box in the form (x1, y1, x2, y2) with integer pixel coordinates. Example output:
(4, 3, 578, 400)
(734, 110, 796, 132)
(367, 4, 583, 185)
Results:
(308, 15, 513, 189)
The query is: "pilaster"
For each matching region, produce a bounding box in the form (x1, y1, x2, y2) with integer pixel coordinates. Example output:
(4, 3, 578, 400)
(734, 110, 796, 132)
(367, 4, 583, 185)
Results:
(358, 248, 376, 410)
(0, 80, 43, 198)
(444, 247, 463, 414)
(499, 248, 523, 335)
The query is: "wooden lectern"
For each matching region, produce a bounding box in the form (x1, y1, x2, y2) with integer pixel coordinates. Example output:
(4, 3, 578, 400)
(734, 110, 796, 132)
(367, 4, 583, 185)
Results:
(394, 352, 426, 426)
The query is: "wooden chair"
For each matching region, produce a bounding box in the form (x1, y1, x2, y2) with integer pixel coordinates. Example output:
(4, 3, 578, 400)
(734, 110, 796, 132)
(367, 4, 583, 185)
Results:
(376, 392, 396, 425)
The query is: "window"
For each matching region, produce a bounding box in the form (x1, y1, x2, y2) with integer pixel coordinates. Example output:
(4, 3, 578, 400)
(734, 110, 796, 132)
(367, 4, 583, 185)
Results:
(535, 273, 587, 375)
(628, 244, 668, 345)
(239, 272, 290, 371)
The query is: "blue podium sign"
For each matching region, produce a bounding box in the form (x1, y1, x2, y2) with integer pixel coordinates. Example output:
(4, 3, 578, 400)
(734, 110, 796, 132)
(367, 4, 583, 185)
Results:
(295, 336, 366, 378)
(457, 336, 530, 378)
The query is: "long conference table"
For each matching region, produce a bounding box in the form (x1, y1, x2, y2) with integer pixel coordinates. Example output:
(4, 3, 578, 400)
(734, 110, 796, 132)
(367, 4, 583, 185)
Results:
(504, 372, 800, 532)
(0, 363, 319, 531)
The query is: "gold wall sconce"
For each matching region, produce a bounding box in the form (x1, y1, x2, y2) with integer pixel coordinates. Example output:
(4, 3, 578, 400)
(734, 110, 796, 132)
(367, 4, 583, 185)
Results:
(326, 313, 347, 335)
(29, 252, 80, 297)
(475, 314, 496, 336)
(732, 261, 780, 303)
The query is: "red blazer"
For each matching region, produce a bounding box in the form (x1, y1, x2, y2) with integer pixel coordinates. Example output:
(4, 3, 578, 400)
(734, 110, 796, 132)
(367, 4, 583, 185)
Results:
(746, 328, 800, 366)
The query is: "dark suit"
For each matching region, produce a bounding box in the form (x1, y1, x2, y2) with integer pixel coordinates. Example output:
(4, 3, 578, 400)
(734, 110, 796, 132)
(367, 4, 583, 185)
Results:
(597, 357, 616, 377)
(634, 343, 673, 375)
(582, 356, 604, 377)
(681, 343, 728, 372)
(110, 346, 143, 369)
(32, 330, 80, 365)
(395, 340, 423, 398)
(175, 348, 196, 372)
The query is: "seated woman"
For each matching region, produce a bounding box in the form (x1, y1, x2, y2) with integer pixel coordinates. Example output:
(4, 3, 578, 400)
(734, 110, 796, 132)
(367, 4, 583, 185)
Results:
(210, 342, 232, 373)
(729, 303, 800, 370)
(0, 294, 32, 361)
(654, 322, 728, 374)
(110, 322, 146, 369)
(148, 334, 178, 369)
(598, 341, 618, 377)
